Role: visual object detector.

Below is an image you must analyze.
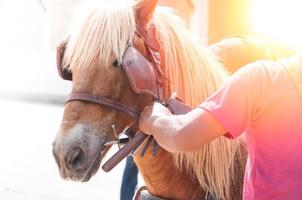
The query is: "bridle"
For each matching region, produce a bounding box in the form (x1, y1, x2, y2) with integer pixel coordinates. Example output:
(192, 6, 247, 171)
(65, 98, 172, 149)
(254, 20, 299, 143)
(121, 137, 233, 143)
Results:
(57, 24, 165, 172)
(66, 92, 141, 119)
(56, 23, 214, 200)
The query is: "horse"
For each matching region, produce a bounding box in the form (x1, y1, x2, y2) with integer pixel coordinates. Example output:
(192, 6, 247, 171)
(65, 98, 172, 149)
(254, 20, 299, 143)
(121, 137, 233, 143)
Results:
(52, 0, 247, 199)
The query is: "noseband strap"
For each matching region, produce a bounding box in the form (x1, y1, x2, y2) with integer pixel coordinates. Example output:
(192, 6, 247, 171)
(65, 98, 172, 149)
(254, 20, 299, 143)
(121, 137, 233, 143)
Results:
(65, 92, 141, 119)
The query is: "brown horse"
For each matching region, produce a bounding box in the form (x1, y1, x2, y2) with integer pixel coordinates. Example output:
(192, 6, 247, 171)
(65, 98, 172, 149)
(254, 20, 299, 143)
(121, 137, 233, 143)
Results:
(52, 0, 248, 199)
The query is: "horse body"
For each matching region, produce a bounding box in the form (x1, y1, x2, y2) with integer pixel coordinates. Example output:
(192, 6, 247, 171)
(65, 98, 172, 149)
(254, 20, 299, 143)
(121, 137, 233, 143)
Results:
(52, 0, 246, 199)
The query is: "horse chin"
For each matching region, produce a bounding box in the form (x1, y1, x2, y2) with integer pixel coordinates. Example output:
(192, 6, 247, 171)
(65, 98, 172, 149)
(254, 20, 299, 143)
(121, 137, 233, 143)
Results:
(80, 155, 102, 182)
(80, 145, 110, 182)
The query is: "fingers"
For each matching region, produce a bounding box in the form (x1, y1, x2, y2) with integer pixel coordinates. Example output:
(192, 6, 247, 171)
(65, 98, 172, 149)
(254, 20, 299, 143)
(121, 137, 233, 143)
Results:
(152, 102, 172, 116)
(138, 104, 154, 135)
(139, 102, 172, 135)
(171, 92, 177, 99)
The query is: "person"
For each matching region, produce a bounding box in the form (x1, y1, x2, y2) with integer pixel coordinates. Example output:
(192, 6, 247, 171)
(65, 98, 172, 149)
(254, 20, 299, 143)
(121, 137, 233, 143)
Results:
(139, 45, 302, 199)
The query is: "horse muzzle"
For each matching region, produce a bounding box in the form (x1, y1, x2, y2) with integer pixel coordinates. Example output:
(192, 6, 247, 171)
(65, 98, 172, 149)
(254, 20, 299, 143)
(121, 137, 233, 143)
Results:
(52, 123, 109, 182)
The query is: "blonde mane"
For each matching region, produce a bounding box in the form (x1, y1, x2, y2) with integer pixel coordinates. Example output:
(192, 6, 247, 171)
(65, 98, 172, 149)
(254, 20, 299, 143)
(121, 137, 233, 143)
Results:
(63, 0, 137, 69)
(154, 8, 243, 200)
(63, 1, 244, 199)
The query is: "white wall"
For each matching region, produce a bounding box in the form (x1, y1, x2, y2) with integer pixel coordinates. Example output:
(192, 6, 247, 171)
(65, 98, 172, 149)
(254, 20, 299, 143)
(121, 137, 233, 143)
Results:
(0, 0, 46, 50)
(0, 0, 83, 51)
(0, 0, 209, 51)
(191, 0, 208, 43)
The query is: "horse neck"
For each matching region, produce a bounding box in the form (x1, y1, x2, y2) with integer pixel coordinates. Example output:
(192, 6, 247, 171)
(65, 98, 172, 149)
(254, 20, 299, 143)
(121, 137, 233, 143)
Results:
(154, 9, 228, 107)
(152, 10, 245, 199)
(134, 146, 204, 200)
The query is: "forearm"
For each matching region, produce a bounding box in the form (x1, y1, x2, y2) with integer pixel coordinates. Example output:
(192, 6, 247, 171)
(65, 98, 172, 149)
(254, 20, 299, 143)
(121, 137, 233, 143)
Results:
(150, 108, 226, 153)
(149, 115, 186, 153)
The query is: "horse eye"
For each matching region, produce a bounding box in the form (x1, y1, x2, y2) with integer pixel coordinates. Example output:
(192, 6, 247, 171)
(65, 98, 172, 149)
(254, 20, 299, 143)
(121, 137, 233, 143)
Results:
(112, 60, 121, 68)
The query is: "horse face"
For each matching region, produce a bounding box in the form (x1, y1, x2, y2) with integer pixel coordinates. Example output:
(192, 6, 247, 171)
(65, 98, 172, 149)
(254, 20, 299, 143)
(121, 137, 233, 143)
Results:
(52, 0, 159, 182)
(52, 35, 153, 182)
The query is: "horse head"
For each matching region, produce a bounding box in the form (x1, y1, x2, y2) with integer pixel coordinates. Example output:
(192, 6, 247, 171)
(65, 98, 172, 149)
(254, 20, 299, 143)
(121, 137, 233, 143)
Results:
(52, 0, 161, 182)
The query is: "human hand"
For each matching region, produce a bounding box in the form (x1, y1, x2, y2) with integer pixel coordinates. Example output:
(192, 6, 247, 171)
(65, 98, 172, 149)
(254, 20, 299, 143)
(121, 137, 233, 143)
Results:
(139, 102, 172, 135)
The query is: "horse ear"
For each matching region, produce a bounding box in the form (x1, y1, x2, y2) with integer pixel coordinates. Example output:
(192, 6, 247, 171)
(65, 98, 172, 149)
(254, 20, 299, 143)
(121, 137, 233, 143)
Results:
(135, 0, 158, 27)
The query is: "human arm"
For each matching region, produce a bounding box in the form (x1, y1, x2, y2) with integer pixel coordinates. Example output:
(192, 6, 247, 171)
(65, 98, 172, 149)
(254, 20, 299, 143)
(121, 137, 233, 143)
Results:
(139, 60, 270, 153)
(139, 102, 226, 153)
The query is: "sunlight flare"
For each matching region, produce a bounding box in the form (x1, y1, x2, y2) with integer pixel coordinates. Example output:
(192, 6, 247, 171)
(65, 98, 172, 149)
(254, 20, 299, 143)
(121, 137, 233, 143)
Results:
(250, 0, 302, 48)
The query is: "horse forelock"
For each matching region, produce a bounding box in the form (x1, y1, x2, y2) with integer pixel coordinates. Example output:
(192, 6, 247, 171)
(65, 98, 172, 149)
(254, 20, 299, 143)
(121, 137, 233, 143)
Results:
(63, 0, 136, 71)
(153, 8, 243, 200)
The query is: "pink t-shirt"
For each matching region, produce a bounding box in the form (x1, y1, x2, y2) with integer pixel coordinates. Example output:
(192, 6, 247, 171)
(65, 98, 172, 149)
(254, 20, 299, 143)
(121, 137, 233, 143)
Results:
(200, 58, 302, 200)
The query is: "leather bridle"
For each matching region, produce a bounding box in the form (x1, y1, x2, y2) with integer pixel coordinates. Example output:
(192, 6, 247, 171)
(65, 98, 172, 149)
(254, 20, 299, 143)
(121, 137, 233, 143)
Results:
(56, 23, 213, 200)
(56, 24, 164, 172)
(66, 92, 141, 119)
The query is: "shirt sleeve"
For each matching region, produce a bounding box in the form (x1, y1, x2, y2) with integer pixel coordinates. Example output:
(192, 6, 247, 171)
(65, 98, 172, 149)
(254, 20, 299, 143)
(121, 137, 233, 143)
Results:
(199, 61, 269, 139)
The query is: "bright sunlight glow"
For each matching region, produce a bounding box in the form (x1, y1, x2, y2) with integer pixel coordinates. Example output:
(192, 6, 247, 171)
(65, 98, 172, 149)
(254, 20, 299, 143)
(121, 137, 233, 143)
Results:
(250, 0, 302, 49)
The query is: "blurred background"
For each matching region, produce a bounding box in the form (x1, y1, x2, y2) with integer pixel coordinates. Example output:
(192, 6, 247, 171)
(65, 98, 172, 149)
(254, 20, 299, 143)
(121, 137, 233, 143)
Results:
(0, 0, 301, 199)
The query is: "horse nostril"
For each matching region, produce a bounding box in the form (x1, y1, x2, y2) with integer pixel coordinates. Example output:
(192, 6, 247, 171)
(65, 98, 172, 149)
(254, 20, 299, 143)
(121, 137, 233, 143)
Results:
(67, 147, 85, 171)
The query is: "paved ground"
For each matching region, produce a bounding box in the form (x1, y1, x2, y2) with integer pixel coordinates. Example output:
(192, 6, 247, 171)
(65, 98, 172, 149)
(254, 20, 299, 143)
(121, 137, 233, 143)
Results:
(0, 99, 126, 200)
